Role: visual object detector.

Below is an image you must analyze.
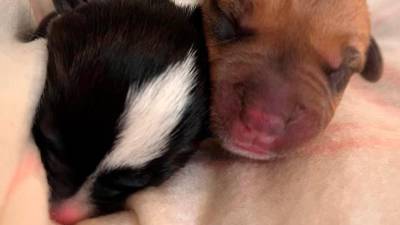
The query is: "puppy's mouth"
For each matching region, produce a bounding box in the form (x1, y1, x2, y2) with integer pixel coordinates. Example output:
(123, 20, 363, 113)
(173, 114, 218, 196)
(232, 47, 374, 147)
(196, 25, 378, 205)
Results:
(218, 104, 322, 160)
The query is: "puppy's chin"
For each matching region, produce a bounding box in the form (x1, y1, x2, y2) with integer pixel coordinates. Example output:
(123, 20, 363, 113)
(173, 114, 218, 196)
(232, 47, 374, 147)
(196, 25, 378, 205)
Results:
(221, 141, 279, 160)
(217, 122, 321, 161)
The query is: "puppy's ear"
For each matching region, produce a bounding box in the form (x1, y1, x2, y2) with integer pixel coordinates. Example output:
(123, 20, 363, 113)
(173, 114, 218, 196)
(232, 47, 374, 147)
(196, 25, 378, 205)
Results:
(361, 38, 383, 82)
(203, 0, 253, 42)
(46, 12, 87, 75)
(53, 0, 87, 12)
(31, 12, 58, 39)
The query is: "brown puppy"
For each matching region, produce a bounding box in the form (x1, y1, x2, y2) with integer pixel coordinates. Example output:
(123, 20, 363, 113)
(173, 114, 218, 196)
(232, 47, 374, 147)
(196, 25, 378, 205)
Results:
(202, 0, 383, 160)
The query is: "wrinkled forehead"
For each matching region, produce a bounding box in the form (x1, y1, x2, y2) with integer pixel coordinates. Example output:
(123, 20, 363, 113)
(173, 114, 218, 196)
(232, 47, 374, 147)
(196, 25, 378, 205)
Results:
(246, 0, 370, 35)
(240, 0, 371, 66)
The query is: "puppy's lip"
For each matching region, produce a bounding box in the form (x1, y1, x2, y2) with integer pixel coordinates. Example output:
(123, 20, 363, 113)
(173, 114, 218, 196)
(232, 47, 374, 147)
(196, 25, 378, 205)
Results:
(222, 140, 279, 160)
(234, 140, 275, 154)
(220, 115, 320, 160)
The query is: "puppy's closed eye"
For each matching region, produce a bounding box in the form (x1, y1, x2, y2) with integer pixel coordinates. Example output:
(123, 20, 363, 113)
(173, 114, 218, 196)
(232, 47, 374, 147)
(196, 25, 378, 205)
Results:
(207, 0, 254, 43)
(212, 11, 237, 41)
(91, 169, 152, 213)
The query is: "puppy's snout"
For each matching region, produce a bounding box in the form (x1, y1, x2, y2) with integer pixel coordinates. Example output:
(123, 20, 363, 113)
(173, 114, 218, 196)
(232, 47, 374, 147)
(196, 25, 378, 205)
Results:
(241, 109, 286, 137)
(229, 109, 287, 159)
(50, 199, 92, 225)
(223, 90, 318, 160)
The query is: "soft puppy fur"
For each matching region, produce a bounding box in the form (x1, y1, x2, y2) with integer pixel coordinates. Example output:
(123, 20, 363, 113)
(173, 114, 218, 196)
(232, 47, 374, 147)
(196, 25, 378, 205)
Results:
(32, 0, 209, 223)
(202, 0, 383, 159)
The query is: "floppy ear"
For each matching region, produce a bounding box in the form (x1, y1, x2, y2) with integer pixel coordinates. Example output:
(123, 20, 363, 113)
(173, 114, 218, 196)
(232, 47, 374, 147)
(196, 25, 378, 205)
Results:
(203, 0, 253, 42)
(31, 12, 58, 39)
(53, 0, 88, 12)
(360, 38, 383, 82)
(46, 13, 87, 75)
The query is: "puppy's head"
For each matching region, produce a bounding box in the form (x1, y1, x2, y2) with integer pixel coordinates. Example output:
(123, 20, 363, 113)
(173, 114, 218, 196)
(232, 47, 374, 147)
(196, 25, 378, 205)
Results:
(203, 0, 383, 159)
(33, 0, 208, 224)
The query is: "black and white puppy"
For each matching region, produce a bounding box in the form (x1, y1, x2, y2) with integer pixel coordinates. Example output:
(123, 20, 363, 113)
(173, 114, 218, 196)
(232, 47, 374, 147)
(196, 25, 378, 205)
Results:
(32, 0, 208, 224)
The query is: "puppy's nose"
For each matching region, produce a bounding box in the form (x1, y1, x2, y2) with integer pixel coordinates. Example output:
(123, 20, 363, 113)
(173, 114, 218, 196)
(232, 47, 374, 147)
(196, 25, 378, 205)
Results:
(229, 108, 287, 156)
(50, 200, 91, 225)
(241, 108, 286, 137)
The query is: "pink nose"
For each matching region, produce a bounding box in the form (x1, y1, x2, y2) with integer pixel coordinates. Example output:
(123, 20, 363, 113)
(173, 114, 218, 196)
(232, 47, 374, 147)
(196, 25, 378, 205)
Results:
(50, 200, 90, 225)
(230, 108, 287, 155)
(241, 109, 285, 137)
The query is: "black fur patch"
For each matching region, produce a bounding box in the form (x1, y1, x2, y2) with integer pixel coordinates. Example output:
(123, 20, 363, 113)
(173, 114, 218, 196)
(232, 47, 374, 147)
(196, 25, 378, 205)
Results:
(32, 0, 209, 214)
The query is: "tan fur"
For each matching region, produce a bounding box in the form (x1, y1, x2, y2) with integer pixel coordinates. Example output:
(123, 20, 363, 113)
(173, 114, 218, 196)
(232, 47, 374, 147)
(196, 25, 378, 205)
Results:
(202, 0, 380, 158)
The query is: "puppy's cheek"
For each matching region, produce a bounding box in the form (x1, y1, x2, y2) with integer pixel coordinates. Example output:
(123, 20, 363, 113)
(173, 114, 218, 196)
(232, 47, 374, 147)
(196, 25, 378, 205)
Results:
(210, 81, 243, 137)
(90, 168, 155, 215)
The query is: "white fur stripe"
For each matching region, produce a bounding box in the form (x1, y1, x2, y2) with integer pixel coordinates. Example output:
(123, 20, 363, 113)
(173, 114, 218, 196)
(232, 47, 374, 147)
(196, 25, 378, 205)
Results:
(100, 51, 197, 170)
(170, 0, 201, 8)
